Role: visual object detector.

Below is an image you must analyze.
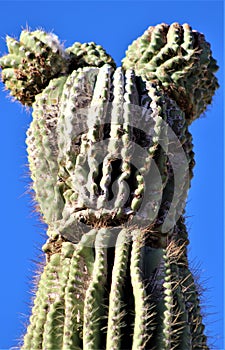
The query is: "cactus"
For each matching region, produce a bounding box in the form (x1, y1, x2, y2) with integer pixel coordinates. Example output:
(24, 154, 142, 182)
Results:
(0, 23, 218, 349)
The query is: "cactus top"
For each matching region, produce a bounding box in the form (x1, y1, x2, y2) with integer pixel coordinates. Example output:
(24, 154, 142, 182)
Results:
(0, 24, 219, 243)
(0, 29, 115, 106)
(0, 24, 218, 120)
(122, 22, 219, 121)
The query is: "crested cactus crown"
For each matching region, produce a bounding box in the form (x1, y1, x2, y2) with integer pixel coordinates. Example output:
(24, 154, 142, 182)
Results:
(0, 29, 115, 106)
(122, 22, 219, 121)
(0, 30, 70, 105)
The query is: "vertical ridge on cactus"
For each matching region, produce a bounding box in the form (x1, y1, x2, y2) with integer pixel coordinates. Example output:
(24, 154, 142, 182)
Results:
(0, 23, 218, 349)
(83, 228, 110, 350)
(130, 229, 152, 350)
(106, 228, 130, 350)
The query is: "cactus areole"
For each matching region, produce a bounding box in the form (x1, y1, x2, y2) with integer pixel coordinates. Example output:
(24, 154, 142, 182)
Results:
(0, 23, 218, 349)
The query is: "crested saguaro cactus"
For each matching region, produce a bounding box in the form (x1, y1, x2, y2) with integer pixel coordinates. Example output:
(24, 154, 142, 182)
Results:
(0, 23, 218, 349)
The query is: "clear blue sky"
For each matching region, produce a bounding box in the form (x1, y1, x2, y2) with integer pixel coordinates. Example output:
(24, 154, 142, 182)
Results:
(0, 1, 223, 349)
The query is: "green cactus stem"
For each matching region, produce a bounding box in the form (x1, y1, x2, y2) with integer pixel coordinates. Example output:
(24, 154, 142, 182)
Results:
(22, 222, 208, 350)
(25, 64, 195, 248)
(0, 24, 219, 350)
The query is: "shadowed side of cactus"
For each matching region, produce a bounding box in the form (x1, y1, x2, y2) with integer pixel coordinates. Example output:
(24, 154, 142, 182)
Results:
(0, 25, 219, 350)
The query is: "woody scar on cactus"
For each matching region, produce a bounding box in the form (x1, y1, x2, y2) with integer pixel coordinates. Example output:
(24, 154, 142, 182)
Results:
(0, 22, 219, 349)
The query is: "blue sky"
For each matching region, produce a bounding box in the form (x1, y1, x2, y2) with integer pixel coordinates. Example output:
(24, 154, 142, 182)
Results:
(0, 1, 223, 349)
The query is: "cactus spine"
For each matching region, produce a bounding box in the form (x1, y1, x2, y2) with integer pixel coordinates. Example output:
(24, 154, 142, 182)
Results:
(0, 24, 218, 349)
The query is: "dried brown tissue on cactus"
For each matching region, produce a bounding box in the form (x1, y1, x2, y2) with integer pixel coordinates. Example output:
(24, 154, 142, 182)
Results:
(0, 22, 219, 350)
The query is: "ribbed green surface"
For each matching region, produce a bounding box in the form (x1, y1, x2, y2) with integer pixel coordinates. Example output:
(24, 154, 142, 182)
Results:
(66, 41, 116, 69)
(25, 65, 194, 246)
(0, 29, 115, 106)
(122, 22, 219, 121)
(0, 24, 218, 349)
(0, 30, 70, 105)
(22, 224, 209, 349)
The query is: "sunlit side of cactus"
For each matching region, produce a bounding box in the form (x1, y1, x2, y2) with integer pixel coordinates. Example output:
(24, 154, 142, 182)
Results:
(0, 24, 218, 349)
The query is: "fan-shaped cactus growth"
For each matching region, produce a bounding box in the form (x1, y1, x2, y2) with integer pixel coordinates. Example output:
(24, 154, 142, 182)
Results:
(0, 30, 115, 105)
(122, 22, 219, 121)
(0, 23, 218, 349)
